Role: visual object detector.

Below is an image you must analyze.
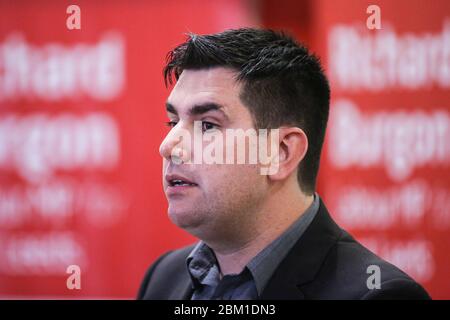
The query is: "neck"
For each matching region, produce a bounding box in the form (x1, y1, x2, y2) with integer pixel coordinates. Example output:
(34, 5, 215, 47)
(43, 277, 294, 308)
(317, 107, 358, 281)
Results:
(206, 184, 314, 275)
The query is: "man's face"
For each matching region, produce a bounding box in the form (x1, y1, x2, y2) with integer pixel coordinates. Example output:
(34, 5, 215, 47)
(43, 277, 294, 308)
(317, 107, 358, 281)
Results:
(159, 68, 269, 239)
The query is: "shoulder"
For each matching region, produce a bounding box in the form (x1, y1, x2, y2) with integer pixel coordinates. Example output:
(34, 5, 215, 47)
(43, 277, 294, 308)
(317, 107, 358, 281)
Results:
(305, 229, 431, 299)
(137, 244, 195, 299)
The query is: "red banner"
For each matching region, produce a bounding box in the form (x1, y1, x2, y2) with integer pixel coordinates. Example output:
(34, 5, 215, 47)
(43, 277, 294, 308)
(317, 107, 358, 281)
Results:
(314, 0, 450, 299)
(0, 0, 255, 298)
(1, 0, 448, 299)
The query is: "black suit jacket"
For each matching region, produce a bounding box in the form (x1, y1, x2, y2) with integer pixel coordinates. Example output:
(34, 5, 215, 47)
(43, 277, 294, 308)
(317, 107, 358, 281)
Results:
(138, 199, 431, 300)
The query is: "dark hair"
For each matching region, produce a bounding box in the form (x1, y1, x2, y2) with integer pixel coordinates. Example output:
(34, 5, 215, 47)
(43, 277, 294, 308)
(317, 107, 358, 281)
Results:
(164, 28, 330, 195)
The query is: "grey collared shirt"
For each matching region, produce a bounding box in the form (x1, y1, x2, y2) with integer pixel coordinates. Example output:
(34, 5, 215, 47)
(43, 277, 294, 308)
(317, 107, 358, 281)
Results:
(186, 193, 320, 300)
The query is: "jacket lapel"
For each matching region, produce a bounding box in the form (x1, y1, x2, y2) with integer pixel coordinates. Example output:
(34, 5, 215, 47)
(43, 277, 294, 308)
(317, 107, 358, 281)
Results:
(168, 275, 193, 300)
(260, 199, 342, 300)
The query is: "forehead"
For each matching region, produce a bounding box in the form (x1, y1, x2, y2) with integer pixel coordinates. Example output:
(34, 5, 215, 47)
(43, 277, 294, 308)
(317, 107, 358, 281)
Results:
(167, 68, 244, 115)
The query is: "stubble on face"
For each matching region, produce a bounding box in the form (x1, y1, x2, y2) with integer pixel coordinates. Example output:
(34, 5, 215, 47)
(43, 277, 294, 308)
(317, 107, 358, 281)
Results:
(161, 68, 269, 243)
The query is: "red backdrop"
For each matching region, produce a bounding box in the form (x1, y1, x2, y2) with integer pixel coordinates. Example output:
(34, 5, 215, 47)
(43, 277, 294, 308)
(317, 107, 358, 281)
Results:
(0, 0, 448, 299)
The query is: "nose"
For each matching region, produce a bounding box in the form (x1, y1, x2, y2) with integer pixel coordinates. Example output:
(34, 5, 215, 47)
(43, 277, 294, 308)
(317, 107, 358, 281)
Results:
(159, 123, 192, 164)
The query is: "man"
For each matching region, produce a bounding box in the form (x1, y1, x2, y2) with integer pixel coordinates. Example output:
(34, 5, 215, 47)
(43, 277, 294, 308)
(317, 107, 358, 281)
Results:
(138, 28, 430, 300)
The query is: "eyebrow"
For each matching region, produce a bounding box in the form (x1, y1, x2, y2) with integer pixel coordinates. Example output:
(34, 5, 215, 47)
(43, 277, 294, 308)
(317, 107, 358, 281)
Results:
(165, 102, 229, 120)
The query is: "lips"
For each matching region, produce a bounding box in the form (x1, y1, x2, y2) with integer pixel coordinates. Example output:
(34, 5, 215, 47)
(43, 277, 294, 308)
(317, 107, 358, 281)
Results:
(165, 173, 198, 187)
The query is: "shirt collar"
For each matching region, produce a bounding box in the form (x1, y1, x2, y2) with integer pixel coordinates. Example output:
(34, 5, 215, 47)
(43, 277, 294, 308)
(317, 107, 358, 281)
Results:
(186, 193, 321, 295)
(186, 241, 221, 289)
(247, 193, 320, 295)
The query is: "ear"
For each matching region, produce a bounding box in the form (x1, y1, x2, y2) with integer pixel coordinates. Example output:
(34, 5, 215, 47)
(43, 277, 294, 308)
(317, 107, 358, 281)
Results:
(266, 127, 308, 182)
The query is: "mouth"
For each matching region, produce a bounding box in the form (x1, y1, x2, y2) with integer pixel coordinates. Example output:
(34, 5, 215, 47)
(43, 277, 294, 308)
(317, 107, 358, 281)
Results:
(165, 174, 198, 194)
(168, 179, 198, 187)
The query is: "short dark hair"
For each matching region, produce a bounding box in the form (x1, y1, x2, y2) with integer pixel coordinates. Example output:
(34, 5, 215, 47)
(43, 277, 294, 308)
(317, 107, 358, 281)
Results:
(164, 28, 330, 195)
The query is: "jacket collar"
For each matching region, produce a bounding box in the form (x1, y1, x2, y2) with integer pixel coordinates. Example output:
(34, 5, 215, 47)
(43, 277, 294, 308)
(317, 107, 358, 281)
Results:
(173, 198, 342, 300)
(170, 275, 194, 300)
(259, 198, 342, 300)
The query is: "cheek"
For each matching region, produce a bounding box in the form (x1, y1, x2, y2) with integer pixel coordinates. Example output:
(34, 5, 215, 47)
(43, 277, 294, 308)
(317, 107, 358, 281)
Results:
(200, 163, 264, 196)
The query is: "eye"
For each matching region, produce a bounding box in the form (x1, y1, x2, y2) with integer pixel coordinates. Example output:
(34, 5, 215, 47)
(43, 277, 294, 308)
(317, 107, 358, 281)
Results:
(165, 121, 178, 128)
(202, 121, 219, 132)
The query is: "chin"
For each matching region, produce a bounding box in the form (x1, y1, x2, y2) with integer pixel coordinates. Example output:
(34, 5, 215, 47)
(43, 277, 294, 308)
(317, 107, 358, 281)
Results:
(168, 206, 203, 230)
